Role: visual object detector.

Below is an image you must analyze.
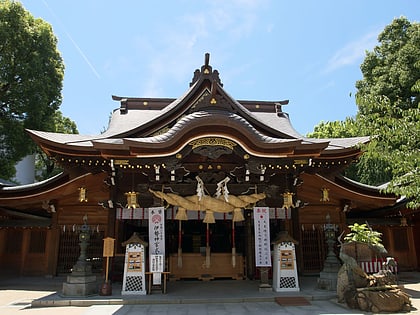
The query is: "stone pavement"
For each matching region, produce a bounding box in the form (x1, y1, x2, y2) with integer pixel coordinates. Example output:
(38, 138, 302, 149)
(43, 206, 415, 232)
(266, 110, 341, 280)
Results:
(0, 272, 419, 314)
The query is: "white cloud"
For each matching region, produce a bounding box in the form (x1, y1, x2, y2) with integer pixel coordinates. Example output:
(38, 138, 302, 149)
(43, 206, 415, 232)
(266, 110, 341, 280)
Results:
(324, 29, 380, 73)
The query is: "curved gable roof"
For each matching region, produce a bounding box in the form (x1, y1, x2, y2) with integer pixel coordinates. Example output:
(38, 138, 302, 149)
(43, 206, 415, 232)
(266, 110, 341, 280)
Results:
(26, 53, 369, 160)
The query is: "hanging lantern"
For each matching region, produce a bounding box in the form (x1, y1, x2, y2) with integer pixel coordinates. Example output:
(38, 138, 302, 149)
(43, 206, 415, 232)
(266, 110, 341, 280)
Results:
(282, 191, 294, 209)
(78, 187, 88, 202)
(125, 191, 139, 209)
(320, 187, 330, 202)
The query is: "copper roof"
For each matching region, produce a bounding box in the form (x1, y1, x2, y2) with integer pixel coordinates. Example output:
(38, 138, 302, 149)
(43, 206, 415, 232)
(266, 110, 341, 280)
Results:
(26, 53, 369, 160)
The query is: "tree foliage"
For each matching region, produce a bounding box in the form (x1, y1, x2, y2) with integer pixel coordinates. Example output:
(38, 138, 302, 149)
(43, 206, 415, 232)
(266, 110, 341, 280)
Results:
(35, 111, 78, 181)
(0, 0, 75, 180)
(306, 117, 358, 139)
(308, 17, 420, 208)
(344, 223, 383, 246)
(355, 17, 419, 208)
(0, 1, 63, 176)
(344, 223, 386, 254)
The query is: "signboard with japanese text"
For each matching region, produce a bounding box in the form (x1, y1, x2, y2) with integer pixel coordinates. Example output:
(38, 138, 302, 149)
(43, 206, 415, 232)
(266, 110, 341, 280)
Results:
(253, 207, 272, 267)
(102, 237, 115, 257)
(150, 254, 164, 272)
(272, 242, 300, 292)
(121, 243, 146, 295)
(148, 207, 165, 256)
(148, 207, 165, 285)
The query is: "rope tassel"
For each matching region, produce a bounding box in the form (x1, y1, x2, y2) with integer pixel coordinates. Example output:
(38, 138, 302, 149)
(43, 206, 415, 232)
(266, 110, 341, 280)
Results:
(233, 208, 245, 222)
(175, 207, 188, 221)
(203, 210, 215, 224)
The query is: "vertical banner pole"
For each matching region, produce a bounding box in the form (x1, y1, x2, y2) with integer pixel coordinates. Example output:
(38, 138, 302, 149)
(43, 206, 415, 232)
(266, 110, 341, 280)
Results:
(178, 220, 182, 267)
(105, 256, 110, 282)
(232, 219, 236, 267)
(206, 223, 210, 268)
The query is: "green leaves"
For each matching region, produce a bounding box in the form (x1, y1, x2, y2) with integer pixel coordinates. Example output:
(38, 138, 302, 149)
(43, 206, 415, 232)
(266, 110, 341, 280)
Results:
(309, 17, 420, 209)
(344, 223, 383, 248)
(0, 0, 67, 180)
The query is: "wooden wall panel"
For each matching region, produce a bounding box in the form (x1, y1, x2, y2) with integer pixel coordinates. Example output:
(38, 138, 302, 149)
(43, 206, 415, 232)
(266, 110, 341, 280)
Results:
(298, 205, 343, 226)
(57, 205, 109, 226)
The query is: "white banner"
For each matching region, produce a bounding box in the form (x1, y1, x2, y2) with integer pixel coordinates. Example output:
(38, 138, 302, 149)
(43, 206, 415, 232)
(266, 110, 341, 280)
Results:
(148, 206, 165, 257)
(253, 207, 272, 267)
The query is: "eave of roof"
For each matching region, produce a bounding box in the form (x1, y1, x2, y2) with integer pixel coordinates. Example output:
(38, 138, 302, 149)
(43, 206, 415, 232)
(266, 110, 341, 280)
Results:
(25, 54, 369, 161)
(298, 173, 397, 211)
(0, 172, 102, 207)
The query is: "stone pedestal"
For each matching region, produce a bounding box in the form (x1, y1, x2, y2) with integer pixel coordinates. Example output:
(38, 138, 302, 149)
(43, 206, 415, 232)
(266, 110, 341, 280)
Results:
(317, 269, 339, 291)
(258, 267, 272, 292)
(62, 259, 98, 296)
(62, 274, 97, 297)
(317, 250, 341, 290)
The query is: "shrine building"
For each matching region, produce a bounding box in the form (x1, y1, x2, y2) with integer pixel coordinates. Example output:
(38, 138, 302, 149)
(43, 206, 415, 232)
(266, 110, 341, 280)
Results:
(0, 53, 418, 280)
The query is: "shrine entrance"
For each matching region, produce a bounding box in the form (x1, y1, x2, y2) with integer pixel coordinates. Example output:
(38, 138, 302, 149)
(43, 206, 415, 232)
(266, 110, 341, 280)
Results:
(112, 202, 290, 283)
(167, 219, 246, 281)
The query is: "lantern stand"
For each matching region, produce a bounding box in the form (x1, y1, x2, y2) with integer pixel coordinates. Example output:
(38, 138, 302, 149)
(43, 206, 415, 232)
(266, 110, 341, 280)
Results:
(317, 213, 341, 290)
(62, 215, 98, 297)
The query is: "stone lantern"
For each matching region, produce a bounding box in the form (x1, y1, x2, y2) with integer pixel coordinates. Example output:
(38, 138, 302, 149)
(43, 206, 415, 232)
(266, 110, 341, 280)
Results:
(62, 215, 98, 296)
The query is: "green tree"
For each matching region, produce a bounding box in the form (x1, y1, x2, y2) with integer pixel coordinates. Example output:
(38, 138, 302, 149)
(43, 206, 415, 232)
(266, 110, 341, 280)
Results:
(0, 0, 66, 179)
(308, 17, 420, 208)
(35, 110, 78, 181)
(355, 17, 420, 208)
(307, 117, 358, 138)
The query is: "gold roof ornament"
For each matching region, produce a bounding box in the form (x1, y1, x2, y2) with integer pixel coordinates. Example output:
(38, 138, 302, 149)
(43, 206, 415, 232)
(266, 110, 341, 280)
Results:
(125, 191, 140, 209)
(283, 191, 294, 209)
(320, 187, 330, 202)
(78, 187, 88, 202)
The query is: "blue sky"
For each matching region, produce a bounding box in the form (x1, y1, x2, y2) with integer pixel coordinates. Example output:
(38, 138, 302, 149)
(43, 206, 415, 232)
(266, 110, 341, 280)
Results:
(20, 0, 419, 136)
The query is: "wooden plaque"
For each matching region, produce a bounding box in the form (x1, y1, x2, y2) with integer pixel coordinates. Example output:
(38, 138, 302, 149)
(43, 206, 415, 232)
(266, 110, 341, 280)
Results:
(103, 237, 115, 257)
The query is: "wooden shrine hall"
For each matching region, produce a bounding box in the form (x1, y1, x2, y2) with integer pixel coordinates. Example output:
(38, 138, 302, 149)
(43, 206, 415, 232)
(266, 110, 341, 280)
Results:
(0, 53, 417, 279)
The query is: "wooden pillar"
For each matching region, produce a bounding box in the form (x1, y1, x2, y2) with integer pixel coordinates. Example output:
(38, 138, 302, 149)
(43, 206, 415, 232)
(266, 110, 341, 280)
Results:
(292, 206, 304, 274)
(46, 210, 60, 276)
(20, 229, 30, 275)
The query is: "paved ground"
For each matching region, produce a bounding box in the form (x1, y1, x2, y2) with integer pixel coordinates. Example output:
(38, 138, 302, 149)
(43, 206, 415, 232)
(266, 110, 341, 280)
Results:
(0, 272, 419, 314)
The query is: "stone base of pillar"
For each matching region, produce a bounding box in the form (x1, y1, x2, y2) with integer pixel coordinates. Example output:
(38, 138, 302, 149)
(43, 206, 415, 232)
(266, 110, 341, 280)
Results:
(317, 270, 338, 291)
(62, 274, 98, 297)
(259, 283, 273, 292)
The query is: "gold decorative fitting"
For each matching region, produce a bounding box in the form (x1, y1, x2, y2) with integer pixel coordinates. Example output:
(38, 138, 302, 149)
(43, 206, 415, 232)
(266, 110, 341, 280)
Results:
(294, 159, 308, 165)
(243, 154, 250, 160)
(283, 192, 294, 209)
(114, 159, 129, 165)
(176, 153, 182, 159)
(320, 188, 330, 202)
(143, 101, 148, 106)
(210, 98, 217, 104)
(189, 137, 236, 150)
(204, 68, 210, 74)
(78, 187, 88, 202)
(125, 191, 140, 209)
